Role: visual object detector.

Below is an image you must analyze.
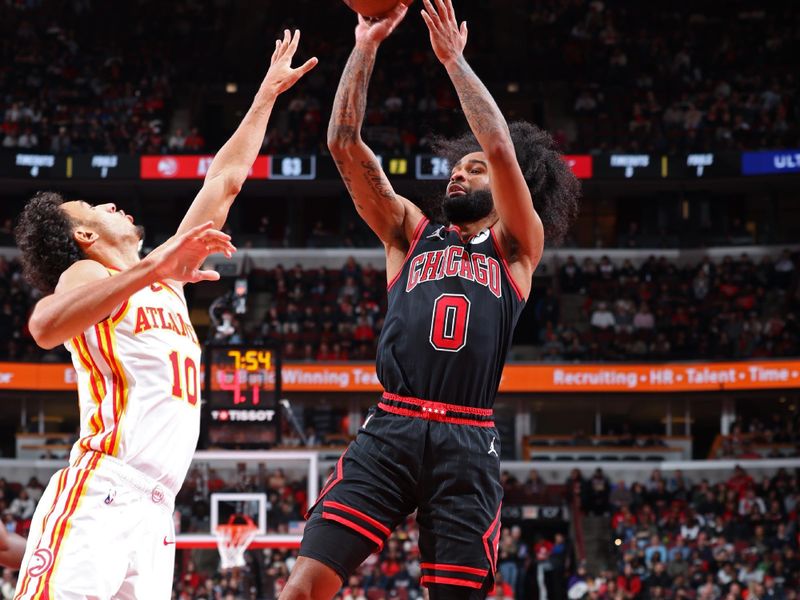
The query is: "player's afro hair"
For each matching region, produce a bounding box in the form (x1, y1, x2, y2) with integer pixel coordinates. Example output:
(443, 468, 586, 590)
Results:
(15, 191, 85, 294)
(432, 121, 581, 245)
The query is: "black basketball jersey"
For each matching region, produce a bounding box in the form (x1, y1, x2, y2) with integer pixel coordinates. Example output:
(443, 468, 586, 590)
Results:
(375, 217, 526, 410)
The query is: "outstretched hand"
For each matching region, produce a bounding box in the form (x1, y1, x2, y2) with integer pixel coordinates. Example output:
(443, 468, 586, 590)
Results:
(145, 222, 236, 284)
(261, 29, 318, 95)
(355, 0, 414, 46)
(420, 0, 467, 66)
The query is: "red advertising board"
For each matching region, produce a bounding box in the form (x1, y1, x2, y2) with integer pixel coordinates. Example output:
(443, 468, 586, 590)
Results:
(562, 155, 593, 179)
(3, 360, 800, 394)
(140, 155, 270, 180)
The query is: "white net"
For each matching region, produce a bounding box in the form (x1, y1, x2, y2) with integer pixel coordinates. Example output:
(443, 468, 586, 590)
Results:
(215, 518, 259, 570)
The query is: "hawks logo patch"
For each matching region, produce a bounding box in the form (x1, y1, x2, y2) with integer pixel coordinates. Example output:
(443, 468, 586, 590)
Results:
(27, 548, 54, 577)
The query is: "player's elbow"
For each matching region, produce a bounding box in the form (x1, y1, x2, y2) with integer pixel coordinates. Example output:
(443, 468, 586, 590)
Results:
(28, 313, 58, 350)
(484, 137, 516, 163)
(221, 171, 244, 197)
(327, 126, 361, 154)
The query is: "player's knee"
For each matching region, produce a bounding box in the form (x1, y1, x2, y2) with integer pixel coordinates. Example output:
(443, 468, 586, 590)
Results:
(279, 580, 341, 600)
(278, 580, 314, 600)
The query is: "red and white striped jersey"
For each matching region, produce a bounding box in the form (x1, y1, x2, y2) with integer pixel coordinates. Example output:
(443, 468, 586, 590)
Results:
(65, 278, 202, 495)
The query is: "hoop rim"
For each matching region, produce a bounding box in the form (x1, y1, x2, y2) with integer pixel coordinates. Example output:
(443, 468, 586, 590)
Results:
(215, 515, 259, 542)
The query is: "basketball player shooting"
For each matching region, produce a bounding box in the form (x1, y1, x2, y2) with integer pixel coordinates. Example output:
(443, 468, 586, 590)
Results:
(12, 30, 316, 598)
(281, 1, 579, 599)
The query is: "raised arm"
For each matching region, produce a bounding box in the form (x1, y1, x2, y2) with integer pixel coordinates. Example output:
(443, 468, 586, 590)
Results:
(327, 1, 423, 257)
(421, 0, 544, 270)
(29, 223, 234, 349)
(177, 29, 317, 237)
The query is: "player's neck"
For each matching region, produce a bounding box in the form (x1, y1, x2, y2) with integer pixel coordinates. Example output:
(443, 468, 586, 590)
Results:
(449, 213, 498, 242)
(87, 243, 141, 271)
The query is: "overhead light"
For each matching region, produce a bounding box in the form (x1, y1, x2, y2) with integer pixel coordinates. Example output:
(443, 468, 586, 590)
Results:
(507, 82, 520, 93)
(226, 83, 238, 94)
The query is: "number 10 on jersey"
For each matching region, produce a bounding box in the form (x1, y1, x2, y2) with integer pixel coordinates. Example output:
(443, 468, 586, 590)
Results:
(169, 350, 199, 405)
(429, 294, 471, 352)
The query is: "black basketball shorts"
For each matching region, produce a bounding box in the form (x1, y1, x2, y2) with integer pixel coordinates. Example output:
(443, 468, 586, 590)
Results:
(300, 392, 503, 594)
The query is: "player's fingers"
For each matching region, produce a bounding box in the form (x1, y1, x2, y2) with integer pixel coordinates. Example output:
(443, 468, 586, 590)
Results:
(271, 39, 281, 64)
(460, 20, 468, 39)
(390, 0, 411, 19)
(295, 57, 319, 78)
(183, 221, 215, 240)
(198, 229, 232, 242)
(288, 29, 300, 55)
(420, 8, 437, 33)
(193, 269, 221, 282)
(204, 239, 236, 253)
(434, 0, 448, 22)
(420, 10, 439, 35)
(421, 0, 439, 24)
(281, 29, 292, 55)
(444, 0, 457, 27)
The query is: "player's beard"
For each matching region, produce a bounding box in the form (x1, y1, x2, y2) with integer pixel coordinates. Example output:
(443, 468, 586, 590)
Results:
(442, 189, 494, 225)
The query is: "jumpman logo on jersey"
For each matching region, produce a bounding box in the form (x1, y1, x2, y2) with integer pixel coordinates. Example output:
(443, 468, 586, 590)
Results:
(427, 226, 446, 240)
(488, 437, 499, 457)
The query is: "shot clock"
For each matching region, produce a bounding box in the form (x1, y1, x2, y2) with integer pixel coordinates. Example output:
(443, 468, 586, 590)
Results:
(201, 343, 282, 449)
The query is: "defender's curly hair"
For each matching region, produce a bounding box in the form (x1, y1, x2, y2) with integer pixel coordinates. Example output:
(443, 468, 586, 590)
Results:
(432, 121, 581, 245)
(15, 191, 84, 294)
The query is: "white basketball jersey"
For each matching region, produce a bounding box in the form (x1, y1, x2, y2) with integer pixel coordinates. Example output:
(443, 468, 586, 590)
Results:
(65, 279, 202, 495)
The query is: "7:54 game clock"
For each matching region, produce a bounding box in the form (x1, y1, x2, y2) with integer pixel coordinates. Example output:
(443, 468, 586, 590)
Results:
(201, 343, 282, 449)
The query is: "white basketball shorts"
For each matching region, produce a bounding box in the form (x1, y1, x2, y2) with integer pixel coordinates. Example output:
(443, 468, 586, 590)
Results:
(15, 451, 177, 599)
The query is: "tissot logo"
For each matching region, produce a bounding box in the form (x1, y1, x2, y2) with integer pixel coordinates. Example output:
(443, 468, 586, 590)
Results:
(211, 409, 276, 422)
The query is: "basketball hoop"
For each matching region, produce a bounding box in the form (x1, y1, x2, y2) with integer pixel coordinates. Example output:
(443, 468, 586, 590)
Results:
(214, 515, 259, 570)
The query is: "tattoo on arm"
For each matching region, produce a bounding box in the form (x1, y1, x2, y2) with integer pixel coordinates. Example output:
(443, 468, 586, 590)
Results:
(329, 46, 377, 145)
(361, 160, 395, 202)
(447, 56, 509, 139)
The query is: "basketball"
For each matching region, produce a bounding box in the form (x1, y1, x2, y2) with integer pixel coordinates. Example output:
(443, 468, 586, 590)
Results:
(343, 0, 400, 18)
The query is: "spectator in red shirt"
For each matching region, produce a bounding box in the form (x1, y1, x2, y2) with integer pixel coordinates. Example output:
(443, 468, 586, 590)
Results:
(488, 571, 514, 599)
(617, 563, 642, 599)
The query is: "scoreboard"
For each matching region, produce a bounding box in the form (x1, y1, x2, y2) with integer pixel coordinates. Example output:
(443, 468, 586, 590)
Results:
(2, 150, 792, 182)
(202, 343, 282, 449)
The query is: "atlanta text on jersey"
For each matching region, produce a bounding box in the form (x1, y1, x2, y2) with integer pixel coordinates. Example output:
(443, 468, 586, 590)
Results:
(133, 306, 199, 344)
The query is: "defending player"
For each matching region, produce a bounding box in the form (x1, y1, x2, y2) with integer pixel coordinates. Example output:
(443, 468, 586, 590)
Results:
(0, 526, 25, 570)
(12, 31, 316, 599)
(281, 1, 579, 599)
